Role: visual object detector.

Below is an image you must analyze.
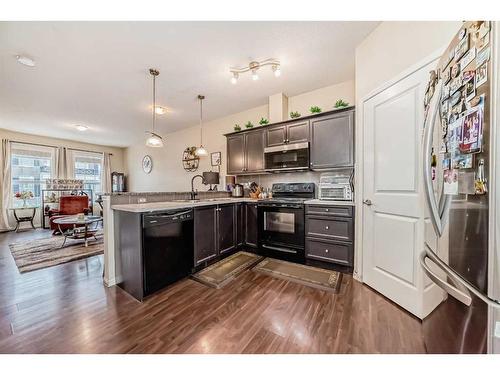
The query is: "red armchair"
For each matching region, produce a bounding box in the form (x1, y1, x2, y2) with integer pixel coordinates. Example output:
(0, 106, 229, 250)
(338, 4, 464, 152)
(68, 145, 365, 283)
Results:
(49, 195, 90, 234)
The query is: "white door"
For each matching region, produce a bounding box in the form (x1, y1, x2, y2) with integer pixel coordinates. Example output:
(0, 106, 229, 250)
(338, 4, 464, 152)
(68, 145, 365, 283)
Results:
(362, 61, 436, 317)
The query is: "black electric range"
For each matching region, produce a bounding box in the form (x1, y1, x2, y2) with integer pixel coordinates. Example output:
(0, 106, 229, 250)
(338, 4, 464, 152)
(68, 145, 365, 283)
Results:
(258, 183, 315, 263)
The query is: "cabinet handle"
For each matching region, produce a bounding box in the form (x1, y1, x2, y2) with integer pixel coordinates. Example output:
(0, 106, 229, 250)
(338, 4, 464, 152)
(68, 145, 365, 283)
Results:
(325, 208, 329, 212)
(325, 249, 329, 253)
(325, 226, 329, 230)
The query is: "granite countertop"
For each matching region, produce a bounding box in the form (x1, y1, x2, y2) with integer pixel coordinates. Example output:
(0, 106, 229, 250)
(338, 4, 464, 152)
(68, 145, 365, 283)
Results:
(304, 199, 355, 206)
(112, 198, 258, 213)
(100, 191, 196, 196)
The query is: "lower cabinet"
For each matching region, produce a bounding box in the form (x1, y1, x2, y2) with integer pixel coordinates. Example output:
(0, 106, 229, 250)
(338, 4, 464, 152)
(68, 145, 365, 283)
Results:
(218, 204, 236, 255)
(305, 204, 354, 268)
(244, 202, 259, 248)
(194, 203, 238, 266)
(194, 205, 218, 266)
(236, 202, 245, 247)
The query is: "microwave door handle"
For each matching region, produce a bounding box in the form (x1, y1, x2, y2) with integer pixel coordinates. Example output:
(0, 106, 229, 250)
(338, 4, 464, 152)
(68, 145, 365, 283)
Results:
(423, 80, 447, 237)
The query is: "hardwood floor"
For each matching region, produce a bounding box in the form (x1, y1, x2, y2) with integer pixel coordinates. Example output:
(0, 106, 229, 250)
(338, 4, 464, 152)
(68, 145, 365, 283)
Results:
(0, 229, 426, 353)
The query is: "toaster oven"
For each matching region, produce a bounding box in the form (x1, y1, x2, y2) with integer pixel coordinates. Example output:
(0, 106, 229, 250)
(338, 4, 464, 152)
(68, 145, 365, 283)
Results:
(319, 173, 353, 201)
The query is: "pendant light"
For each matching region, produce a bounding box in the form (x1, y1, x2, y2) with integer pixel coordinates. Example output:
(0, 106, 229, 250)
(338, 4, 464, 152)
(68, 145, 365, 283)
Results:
(145, 68, 164, 147)
(195, 94, 208, 156)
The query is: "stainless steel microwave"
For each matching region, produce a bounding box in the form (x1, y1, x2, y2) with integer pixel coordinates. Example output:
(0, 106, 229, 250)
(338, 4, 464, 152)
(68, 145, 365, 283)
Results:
(264, 142, 309, 172)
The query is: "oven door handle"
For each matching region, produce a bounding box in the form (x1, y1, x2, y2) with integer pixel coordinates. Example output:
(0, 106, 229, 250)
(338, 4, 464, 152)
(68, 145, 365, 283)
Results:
(261, 244, 298, 254)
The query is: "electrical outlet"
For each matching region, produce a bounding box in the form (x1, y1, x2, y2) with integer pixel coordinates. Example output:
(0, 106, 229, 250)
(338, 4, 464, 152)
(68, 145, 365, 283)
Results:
(138, 198, 147, 203)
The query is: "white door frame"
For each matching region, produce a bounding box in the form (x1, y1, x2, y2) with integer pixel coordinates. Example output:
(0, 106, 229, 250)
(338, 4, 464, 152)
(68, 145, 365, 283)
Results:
(353, 47, 446, 282)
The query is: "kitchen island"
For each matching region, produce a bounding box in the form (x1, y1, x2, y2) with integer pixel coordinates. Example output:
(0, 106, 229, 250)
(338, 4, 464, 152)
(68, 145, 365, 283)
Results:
(110, 196, 261, 299)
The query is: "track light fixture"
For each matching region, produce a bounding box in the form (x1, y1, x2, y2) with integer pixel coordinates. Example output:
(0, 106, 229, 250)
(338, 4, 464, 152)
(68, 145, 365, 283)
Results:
(229, 58, 281, 84)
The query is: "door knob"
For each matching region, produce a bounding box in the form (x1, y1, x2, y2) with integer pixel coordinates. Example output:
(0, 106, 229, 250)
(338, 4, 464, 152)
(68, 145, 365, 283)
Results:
(363, 199, 373, 206)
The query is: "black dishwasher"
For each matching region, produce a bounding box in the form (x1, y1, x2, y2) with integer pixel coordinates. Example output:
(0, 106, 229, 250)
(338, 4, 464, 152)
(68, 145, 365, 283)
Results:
(142, 209, 194, 296)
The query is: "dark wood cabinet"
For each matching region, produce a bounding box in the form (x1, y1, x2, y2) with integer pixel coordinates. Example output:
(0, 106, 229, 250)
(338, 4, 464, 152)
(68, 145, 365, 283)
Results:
(227, 135, 245, 175)
(226, 129, 265, 175)
(265, 120, 310, 147)
(305, 204, 354, 269)
(266, 125, 287, 147)
(194, 206, 218, 266)
(244, 203, 259, 248)
(287, 121, 310, 144)
(310, 110, 354, 170)
(245, 130, 265, 172)
(236, 202, 244, 247)
(217, 204, 236, 254)
(225, 108, 355, 176)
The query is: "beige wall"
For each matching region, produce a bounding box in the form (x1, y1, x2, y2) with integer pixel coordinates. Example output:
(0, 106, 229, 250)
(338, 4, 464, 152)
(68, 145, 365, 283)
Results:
(125, 80, 355, 192)
(355, 21, 462, 101)
(288, 80, 354, 116)
(0, 128, 126, 173)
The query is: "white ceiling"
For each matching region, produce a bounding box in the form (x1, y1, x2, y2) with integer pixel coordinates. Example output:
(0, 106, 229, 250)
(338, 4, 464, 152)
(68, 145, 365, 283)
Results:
(0, 21, 379, 147)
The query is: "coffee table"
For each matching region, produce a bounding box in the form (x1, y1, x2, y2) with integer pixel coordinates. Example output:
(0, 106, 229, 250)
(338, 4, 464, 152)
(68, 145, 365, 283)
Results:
(52, 215, 103, 248)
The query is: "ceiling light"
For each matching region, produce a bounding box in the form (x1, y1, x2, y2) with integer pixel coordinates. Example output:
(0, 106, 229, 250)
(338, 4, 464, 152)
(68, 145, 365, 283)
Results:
(146, 68, 164, 148)
(154, 106, 166, 115)
(230, 72, 239, 84)
(195, 145, 208, 156)
(75, 125, 88, 132)
(196, 94, 207, 157)
(229, 58, 280, 82)
(16, 55, 35, 67)
(272, 64, 281, 77)
(145, 132, 164, 147)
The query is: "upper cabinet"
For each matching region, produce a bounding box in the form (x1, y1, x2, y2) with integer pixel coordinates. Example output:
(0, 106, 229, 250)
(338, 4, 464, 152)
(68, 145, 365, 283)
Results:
(310, 109, 354, 170)
(265, 120, 310, 147)
(227, 129, 265, 175)
(225, 108, 355, 175)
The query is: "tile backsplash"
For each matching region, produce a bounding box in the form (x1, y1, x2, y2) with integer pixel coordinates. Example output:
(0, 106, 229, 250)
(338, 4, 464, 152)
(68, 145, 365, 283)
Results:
(236, 171, 322, 198)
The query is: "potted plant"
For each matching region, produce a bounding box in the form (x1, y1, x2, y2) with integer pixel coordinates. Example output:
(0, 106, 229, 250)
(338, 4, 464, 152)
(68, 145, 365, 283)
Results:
(310, 106, 322, 114)
(334, 99, 349, 108)
(233, 123, 241, 132)
(259, 117, 269, 126)
(14, 191, 34, 207)
(245, 121, 254, 129)
(290, 111, 301, 119)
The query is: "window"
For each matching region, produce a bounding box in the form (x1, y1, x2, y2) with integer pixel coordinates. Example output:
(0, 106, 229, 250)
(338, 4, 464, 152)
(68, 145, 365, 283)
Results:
(11, 143, 55, 208)
(72, 150, 103, 200)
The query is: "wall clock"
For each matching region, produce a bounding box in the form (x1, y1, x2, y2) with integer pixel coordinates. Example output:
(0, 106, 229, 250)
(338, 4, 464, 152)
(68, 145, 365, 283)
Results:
(142, 155, 153, 174)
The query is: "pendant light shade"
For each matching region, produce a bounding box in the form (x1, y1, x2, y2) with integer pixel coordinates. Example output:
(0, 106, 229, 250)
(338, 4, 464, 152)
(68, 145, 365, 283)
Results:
(145, 132, 163, 147)
(146, 68, 164, 148)
(196, 94, 207, 156)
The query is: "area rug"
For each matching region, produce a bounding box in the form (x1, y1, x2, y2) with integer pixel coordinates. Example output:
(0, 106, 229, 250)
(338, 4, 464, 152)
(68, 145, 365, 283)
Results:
(9, 233, 103, 273)
(192, 251, 263, 288)
(253, 258, 342, 293)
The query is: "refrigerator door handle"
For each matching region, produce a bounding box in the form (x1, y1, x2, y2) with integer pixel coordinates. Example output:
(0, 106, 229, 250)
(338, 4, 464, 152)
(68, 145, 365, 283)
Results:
(424, 245, 500, 308)
(420, 251, 472, 306)
(422, 80, 452, 237)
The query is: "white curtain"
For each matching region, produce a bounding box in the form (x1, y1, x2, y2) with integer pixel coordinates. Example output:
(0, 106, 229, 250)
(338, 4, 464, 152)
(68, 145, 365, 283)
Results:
(0, 140, 12, 231)
(101, 152, 112, 194)
(55, 147, 68, 179)
(66, 149, 75, 179)
(55, 147, 74, 179)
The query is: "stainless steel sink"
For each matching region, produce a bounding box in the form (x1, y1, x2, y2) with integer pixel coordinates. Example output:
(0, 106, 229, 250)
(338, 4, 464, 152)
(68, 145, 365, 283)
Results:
(172, 198, 234, 203)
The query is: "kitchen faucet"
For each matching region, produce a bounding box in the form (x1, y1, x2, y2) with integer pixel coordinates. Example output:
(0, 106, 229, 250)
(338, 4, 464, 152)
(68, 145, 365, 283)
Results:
(190, 174, 204, 200)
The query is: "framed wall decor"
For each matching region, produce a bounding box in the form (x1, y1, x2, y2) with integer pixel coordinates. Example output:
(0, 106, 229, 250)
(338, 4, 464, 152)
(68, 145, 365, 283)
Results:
(211, 151, 221, 167)
(142, 155, 153, 174)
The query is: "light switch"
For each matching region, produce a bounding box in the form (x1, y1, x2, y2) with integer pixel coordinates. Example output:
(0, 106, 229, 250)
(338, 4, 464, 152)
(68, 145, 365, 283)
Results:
(495, 322, 500, 338)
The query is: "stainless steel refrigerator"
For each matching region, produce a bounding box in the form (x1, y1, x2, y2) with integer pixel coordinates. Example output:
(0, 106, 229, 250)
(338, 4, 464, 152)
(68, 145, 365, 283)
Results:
(421, 20, 500, 353)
